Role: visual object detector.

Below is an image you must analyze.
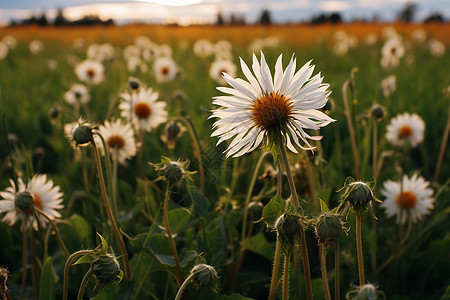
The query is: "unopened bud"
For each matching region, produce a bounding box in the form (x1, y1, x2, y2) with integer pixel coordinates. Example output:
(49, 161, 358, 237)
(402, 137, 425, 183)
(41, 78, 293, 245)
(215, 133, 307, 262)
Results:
(341, 181, 376, 212)
(91, 253, 122, 289)
(190, 264, 219, 292)
(275, 213, 303, 254)
(315, 212, 346, 244)
(72, 125, 93, 147)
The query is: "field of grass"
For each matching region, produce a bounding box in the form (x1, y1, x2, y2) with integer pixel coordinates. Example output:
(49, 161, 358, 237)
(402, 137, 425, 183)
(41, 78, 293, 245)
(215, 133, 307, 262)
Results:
(0, 23, 449, 300)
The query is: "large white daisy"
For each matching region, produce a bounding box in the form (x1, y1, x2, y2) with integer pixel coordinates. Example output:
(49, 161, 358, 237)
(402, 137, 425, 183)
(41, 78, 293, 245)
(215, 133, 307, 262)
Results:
(119, 87, 168, 132)
(385, 112, 425, 148)
(96, 119, 137, 164)
(209, 52, 335, 158)
(75, 59, 105, 85)
(0, 174, 64, 230)
(380, 174, 434, 224)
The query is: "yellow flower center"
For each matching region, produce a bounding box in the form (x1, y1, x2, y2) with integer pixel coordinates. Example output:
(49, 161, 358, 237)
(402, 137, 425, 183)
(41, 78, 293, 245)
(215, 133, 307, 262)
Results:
(134, 102, 152, 119)
(161, 66, 170, 75)
(87, 68, 95, 78)
(107, 135, 125, 149)
(398, 125, 413, 138)
(396, 191, 417, 209)
(251, 92, 293, 131)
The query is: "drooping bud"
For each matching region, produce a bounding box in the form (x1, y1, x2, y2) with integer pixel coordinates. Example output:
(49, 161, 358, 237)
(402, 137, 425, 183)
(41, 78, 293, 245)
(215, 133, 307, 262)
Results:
(91, 253, 122, 290)
(370, 104, 386, 121)
(275, 213, 303, 254)
(247, 201, 264, 222)
(161, 121, 184, 150)
(151, 156, 195, 185)
(190, 264, 219, 292)
(73, 125, 93, 147)
(314, 212, 346, 244)
(345, 283, 386, 300)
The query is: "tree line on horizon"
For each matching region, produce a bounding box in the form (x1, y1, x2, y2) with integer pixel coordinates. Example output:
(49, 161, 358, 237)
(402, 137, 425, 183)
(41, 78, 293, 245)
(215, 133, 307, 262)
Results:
(7, 4, 447, 27)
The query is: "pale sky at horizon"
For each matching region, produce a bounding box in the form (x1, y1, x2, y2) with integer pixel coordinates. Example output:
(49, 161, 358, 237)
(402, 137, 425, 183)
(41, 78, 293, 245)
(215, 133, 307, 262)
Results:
(0, 0, 449, 26)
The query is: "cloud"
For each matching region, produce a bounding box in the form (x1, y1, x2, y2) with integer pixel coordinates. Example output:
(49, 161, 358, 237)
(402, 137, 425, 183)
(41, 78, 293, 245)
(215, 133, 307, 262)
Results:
(318, 1, 350, 11)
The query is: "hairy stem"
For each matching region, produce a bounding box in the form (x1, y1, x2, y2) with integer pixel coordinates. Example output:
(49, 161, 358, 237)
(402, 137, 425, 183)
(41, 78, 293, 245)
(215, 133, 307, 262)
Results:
(356, 212, 365, 286)
(335, 241, 341, 300)
(320, 244, 331, 300)
(268, 239, 282, 300)
(63, 250, 93, 300)
(175, 273, 196, 300)
(282, 252, 291, 300)
(77, 268, 93, 300)
(342, 80, 360, 180)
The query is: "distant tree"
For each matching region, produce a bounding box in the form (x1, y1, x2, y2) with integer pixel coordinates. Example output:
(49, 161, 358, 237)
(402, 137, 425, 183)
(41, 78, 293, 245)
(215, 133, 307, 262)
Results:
(329, 12, 342, 24)
(37, 13, 48, 26)
(230, 13, 246, 25)
(396, 2, 417, 22)
(258, 9, 272, 25)
(216, 10, 225, 25)
(423, 12, 445, 23)
(54, 8, 67, 26)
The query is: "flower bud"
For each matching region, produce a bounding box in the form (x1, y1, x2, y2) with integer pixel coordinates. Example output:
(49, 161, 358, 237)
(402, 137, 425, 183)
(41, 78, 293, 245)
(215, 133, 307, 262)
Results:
(345, 283, 386, 300)
(275, 213, 303, 254)
(161, 121, 184, 150)
(14, 191, 34, 211)
(128, 79, 139, 90)
(190, 264, 219, 292)
(151, 156, 195, 185)
(48, 106, 59, 120)
(314, 212, 346, 244)
(91, 253, 122, 289)
(341, 181, 376, 212)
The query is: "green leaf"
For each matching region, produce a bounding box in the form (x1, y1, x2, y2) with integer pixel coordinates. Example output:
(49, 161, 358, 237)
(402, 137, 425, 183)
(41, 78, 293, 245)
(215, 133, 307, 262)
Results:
(259, 194, 285, 228)
(97, 233, 108, 254)
(72, 253, 94, 266)
(168, 207, 193, 233)
(319, 199, 329, 213)
(241, 233, 274, 261)
(39, 257, 55, 300)
(124, 232, 175, 267)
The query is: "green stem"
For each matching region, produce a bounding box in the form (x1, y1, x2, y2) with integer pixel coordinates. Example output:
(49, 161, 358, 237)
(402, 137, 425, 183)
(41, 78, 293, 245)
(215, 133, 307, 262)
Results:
(320, 244, 331, 300)
(91, 140, 132, 281)
(175, 273, 196, 300)
(303, 151, 318, 213)
(268, 239, 282, 300)
(282, 252, 291, 300)
(20, 229, 28, 300)
(163, 183, 183, 286)
(63, 250, 93, 300)
(112, 147, 119, 219)
(335, 241, 340, 300)
(355, 212, 365, 286)
(279, 143, 313, 300)
(342, 80, 360, 180)
(175, 116, 205, 194)
(433, 105, 450, 185)
(77, 268, 93, 300)
(35, 207, 69, 258)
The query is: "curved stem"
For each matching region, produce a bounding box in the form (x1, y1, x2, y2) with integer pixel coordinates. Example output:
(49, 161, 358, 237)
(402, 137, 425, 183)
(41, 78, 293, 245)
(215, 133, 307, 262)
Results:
(91, 141, 132, 281)
(355, 212, 365, 286)
(334, 241, 340, 300)
(175, 116, 205, 194)
(268, 239, 282, 300)
(279, 143, 313, 300)
(175, 273, 195, 300)
(112, 147, 119, 219)
(320, 244, 331, 300)
(433, 105, 450, 185)
(77, 268, 93, 300)
(163, 183, 183, 286)
(282, 252, 291, 300)
(35, 207, 69, 258)
(63, 250, 93, 300)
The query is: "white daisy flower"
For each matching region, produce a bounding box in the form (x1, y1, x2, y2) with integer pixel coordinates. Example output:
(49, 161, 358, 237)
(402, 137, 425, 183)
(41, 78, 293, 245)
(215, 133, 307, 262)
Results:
(386, 112, 425, 148)
(381, 174, 434, 224)
(96, 119, 137, 164)
(381, 38, 405, 59)
(411, 28, 426, 44)
(380, 55, 400, 70)
(87, 43, 115, 62)
(75, 59, 105, 85)
(428, 39, 445, 57)
(3, 35, 17, 49)
(209, 59, 237, 85)
(123, 45, 141, 61)
(142, 42, 161, 62)
(64, 83, 91, 105)
(29, 39, 44, 55)
(119, 87, 168, 132)
(0, 174, 64, 230)
(210, 52, 335, 158)
(193, 39, 214, 58)
(153, 57, 178, 83)
(159, 44, 173, 57)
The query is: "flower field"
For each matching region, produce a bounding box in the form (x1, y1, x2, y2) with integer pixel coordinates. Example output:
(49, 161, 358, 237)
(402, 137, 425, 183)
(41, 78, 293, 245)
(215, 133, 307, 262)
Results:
(0, 23, 449, 300)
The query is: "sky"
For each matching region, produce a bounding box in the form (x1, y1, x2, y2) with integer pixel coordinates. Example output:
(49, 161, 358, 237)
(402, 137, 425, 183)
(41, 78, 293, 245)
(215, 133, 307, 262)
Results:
(0, 0, 449, 26)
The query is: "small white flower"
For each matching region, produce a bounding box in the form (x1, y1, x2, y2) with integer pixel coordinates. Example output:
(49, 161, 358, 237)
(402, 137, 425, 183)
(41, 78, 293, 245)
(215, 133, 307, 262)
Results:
(3, 35, 17, 49)
(380, 75, 396, 98)
(381, 38, 405, 59)
(29, 40, 44, 55)
(75, 59, 105, 85)
(64, 84, 91, 105)
(96, 119, 137, 164)
(153, 57, 178, 83)
(428, 39, 445, 57)
(0, 42, 8, 60)
(119, 87, 168, 132)
(210, 52, 335, 158)
(209, 59, 237, 85)
(381, 174, 434, 224)
(386, 112, 425, 148)
(0, 175, 64, 231)
(411, 28, 426, 44)
(193, 39, 214, 58)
